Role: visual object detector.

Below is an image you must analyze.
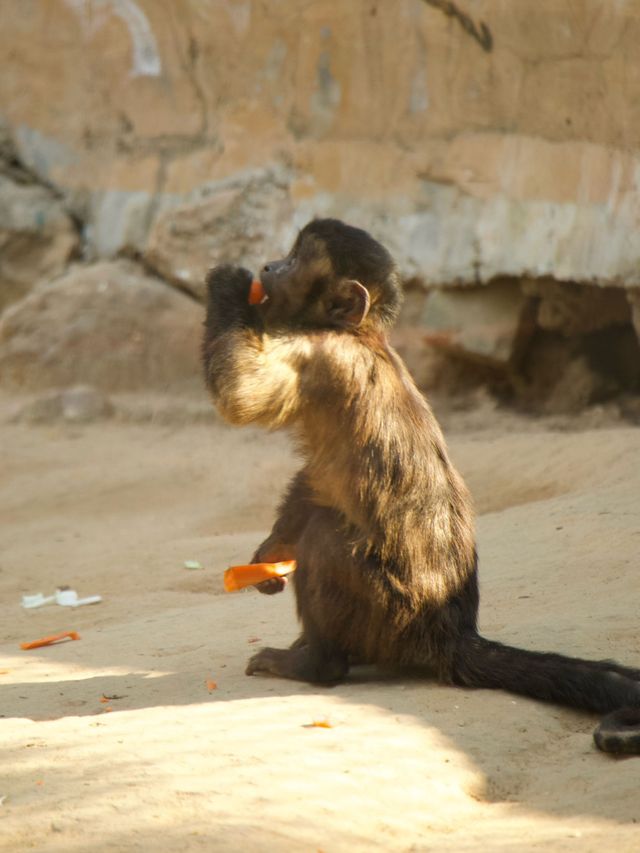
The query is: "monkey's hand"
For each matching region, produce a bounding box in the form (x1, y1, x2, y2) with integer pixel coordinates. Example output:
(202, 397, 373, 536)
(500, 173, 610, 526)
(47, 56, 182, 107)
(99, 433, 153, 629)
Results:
(251, 540, 296, 595)
(203, 265, 259, 340)
(255, 576, 288, 595)
(202, 266, 301, 428)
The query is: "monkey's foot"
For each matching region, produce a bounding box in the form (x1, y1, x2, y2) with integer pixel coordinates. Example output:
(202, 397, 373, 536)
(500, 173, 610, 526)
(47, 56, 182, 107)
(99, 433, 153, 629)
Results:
(246, 647, 290, 678)
(246, 645, 347, 685)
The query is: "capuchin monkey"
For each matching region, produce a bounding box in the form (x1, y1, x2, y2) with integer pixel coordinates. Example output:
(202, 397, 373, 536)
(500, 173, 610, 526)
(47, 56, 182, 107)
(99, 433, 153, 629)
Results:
(202, 218, 640, 755)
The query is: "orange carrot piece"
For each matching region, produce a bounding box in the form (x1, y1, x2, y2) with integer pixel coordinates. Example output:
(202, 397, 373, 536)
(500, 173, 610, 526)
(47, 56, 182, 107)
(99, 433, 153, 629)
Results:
(20, 631, 80, 650)
(206, 679, 217, 692)
(224, 560, 297, 592)
(248, 279, 266, 305)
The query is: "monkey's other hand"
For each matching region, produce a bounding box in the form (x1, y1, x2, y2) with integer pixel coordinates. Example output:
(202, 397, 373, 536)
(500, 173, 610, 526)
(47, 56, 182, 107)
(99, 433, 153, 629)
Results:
(250, 541, 296, 594)
(203, 265, 257, 337)
(255, 576, 288, 595)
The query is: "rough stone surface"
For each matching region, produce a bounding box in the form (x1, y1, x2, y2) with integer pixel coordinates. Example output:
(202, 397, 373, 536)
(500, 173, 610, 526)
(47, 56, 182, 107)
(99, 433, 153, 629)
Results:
(419, 281, 530, 365)
(1, 1, 640, 285)
(0, 261, 203, 392)
(145, 167, 294, 299)
(0, 174, 79, 313)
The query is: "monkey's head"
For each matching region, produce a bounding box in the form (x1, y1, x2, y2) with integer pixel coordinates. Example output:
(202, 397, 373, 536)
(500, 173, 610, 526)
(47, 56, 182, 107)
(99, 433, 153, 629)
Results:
(259, 219, 403, 331)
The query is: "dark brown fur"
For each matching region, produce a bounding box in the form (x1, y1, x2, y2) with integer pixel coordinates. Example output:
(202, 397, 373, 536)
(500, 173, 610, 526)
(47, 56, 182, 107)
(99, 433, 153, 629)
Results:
(202, 218, 640, 755)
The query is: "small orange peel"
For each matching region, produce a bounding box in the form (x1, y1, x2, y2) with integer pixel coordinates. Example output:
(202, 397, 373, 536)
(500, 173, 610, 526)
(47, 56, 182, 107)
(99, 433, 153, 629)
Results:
(248, 279, 266, 305)
(20, 631, 80, 650)
(224, 560, 296, 592)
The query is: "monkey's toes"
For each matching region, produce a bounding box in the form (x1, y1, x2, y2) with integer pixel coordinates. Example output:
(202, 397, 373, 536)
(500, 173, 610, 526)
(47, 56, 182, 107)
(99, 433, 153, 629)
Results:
(246, 647, 282, 677)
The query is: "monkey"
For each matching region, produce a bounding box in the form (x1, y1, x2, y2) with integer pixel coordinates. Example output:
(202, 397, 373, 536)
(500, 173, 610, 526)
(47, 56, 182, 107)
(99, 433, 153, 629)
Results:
(201, 217, 640, 755)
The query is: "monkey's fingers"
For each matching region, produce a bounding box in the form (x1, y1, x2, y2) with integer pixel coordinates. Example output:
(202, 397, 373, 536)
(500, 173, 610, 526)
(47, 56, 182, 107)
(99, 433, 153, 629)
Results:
(255, 576, 288, 595)
(246, 647, 288, 677)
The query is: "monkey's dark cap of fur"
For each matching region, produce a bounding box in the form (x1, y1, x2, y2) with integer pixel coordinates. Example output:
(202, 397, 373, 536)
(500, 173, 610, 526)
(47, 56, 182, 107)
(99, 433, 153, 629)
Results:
(301, 218, 403, 326)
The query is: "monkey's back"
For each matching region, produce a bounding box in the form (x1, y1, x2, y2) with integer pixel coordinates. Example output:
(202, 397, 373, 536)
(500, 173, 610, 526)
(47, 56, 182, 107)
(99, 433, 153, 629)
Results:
(293, 333, 479, 672)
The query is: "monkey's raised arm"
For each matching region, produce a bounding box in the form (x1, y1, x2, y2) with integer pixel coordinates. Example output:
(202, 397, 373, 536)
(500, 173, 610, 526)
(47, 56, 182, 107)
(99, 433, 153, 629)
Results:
(202, 265, 305, 428)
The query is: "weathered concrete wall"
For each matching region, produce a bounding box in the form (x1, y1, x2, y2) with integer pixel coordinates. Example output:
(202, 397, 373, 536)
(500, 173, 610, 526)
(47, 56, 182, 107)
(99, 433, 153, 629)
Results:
(2, 0, 639, 409)
(2, 0, 640, 288)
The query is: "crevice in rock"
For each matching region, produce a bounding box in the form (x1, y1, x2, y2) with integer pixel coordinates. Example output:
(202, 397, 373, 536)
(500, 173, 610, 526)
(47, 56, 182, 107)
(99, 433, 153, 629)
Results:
(125, 245, 204, 306)
(418, 0, 493, 53)
(0, 122, 86, 241)
(394, 276, 640, 420)
(165, 8, 210, 141)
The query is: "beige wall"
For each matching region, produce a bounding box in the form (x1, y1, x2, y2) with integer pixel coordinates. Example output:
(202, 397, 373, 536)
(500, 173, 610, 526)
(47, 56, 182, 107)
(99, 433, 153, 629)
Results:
(2, 0, 640, 285)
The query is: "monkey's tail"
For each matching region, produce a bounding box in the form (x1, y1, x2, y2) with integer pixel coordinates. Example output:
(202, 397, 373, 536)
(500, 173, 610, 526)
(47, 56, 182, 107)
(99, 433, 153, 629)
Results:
(452, 632, 640, 753)
(452, 632, 640, 716)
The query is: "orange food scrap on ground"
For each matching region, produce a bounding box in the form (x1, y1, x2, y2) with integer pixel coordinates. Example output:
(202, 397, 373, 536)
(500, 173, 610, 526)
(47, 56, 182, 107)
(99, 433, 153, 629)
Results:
(102, 706, 113, 713)
(305, 719, 333, 729)
(99, 695, 110, 703)
(206, 679, 217, 692)
(248, 279, 266, 305)
(224, 560, 296, 592)
(20, 631, 80, 650)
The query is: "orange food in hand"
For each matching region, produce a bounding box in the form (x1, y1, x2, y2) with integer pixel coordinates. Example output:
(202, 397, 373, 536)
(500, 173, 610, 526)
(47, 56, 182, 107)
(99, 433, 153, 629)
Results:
(248, 279, 266, 305)
(224, 560, 297, 592)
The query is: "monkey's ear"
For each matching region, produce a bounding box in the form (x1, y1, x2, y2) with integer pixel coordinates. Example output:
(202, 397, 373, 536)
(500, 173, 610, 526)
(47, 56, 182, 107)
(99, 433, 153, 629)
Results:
(327, 280, 370, 328)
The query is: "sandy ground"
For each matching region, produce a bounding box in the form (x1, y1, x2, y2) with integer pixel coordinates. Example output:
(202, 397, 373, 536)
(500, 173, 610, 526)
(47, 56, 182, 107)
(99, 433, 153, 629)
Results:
(1, 399, 639, 852)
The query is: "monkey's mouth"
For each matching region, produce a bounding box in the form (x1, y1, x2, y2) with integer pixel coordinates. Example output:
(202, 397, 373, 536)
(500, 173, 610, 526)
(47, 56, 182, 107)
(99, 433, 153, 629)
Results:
(257, 278, 270, 305)
(249, 279, 270, 306)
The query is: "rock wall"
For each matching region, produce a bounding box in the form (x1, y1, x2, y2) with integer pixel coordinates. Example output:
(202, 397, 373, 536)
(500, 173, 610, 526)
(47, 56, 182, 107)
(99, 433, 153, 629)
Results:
(1, 0, 639, 407)
(2, 0, 640, 287)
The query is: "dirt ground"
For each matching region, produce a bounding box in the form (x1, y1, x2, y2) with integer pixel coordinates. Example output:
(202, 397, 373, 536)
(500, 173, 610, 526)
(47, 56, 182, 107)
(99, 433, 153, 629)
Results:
(1, 396, 639, 852)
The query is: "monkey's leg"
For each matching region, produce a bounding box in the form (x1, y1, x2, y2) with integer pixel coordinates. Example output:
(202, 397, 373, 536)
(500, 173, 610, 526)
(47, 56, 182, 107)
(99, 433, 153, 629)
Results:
(247, 564, 349, 684)
(247, 504, 353, 684)
(246, 600, 348, 684)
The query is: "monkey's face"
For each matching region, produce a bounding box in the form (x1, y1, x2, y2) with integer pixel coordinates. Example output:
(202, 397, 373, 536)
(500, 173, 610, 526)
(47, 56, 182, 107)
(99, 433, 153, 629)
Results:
(259, 232, 370, 331)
